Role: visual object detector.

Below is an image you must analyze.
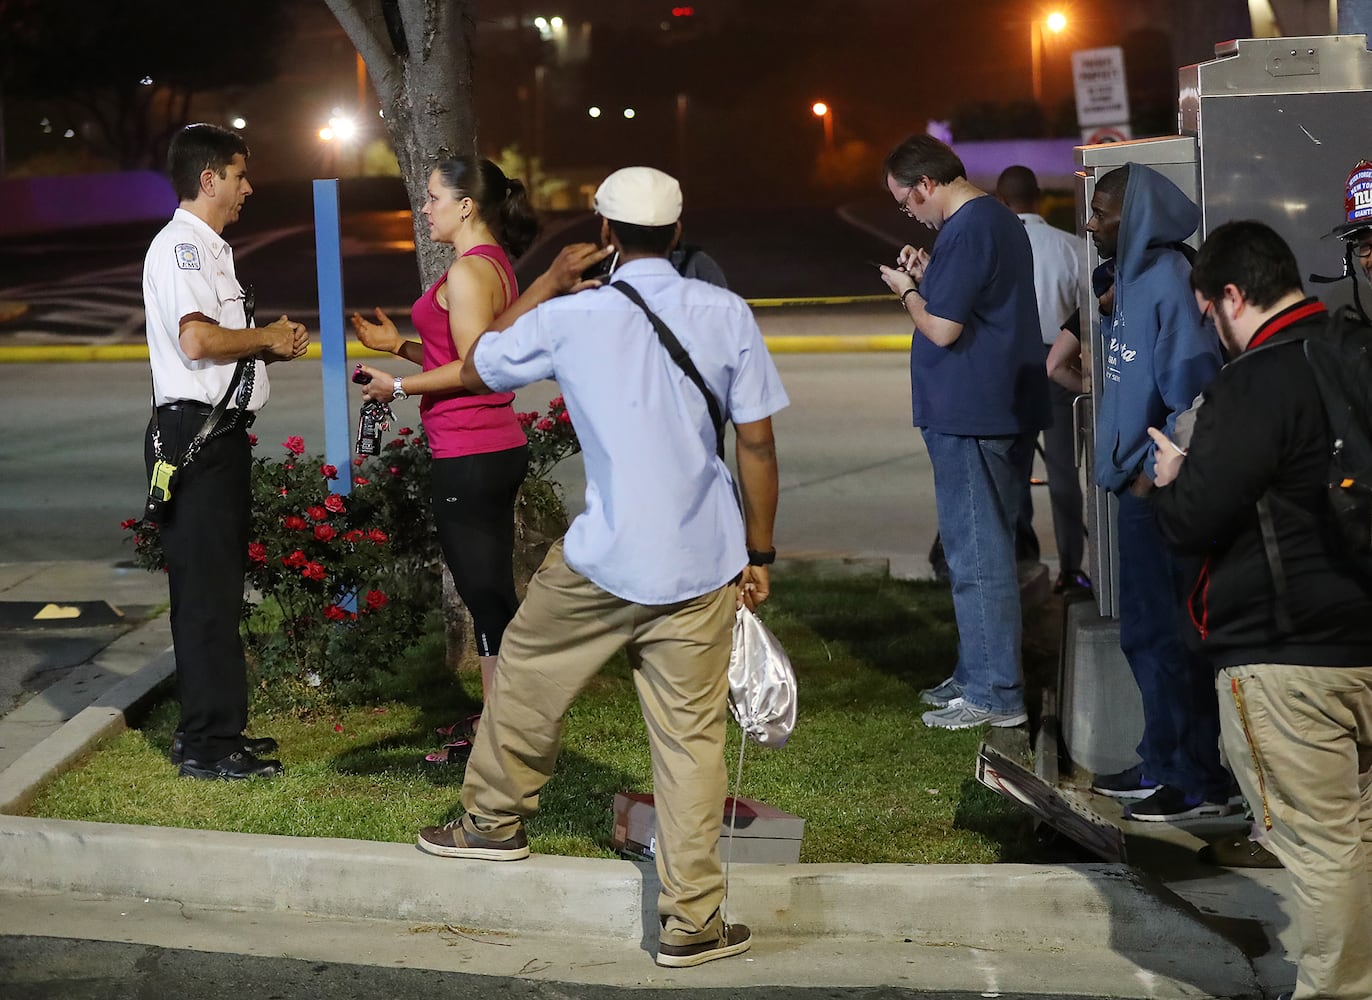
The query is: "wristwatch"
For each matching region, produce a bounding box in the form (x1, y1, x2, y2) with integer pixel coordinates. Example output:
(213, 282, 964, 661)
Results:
(747, 547, 777, 566)
(392, 376, 408, 402)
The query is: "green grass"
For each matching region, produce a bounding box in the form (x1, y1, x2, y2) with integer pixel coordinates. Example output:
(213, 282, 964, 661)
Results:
(25, 573, 1061, 864)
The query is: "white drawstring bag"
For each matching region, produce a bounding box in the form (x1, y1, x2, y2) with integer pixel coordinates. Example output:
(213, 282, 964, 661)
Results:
(727, 607, 797, 748)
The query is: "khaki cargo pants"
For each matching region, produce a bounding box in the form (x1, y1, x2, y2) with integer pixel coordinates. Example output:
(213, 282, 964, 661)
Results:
(461, 540, 736, 943)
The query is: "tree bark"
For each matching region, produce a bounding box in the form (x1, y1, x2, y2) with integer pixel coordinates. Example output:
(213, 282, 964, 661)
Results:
(323, 0, 481, 672)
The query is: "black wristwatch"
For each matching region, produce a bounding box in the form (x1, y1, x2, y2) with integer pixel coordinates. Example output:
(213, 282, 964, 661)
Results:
(747, 547, 777, 566)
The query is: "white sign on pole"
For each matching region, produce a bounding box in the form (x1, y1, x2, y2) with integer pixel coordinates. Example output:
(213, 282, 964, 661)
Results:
(1072, 46, 1131, 128)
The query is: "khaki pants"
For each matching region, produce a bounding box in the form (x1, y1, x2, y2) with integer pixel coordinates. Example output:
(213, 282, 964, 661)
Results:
(461, 540, 736, 942)
(1218, 663, 1372, 1000)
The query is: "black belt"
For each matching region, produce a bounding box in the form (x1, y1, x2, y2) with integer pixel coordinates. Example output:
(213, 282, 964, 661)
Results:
(158, 400, 214, 415)
(158, 400, 255, 427)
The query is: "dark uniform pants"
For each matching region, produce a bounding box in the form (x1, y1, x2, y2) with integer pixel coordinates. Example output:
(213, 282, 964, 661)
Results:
(144, 408, 252, 761)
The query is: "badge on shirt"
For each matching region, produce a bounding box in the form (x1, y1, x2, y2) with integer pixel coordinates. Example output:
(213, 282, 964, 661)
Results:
(174, 243, 201, 270)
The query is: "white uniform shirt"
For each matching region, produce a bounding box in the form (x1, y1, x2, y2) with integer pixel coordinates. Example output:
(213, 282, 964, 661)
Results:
(474, 258, 789, 605)
(1019, 213, 1083, 346)
(143, 208, 268, 410)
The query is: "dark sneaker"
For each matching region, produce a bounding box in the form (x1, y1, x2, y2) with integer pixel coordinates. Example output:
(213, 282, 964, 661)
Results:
(1123, 785, 1233, 822)
(921, 701, 1027, 729)
(417, 819, 530, 860)
(919, 675, 964, 708)
(170, 731, 279, 766)
(179, 750, 284, 780)
(1090, 764, 1160, 800)
(657, 922, 752, 968)
(1054, 571, 1093, 595)
(1197, 833, 1282, 869)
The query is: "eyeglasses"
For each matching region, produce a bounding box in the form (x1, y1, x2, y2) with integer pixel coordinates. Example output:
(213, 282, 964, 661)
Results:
(1199, 300, 1216, 328)
(897, 180, 925, 218)
(1353, 241, 1372, 260)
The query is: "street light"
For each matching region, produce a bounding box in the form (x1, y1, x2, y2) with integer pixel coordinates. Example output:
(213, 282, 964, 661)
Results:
(1031, 10, 1067, 109)
(811, 101, 833, 150)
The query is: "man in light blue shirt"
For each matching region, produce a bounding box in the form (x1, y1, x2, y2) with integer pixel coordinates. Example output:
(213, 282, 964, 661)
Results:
(414, 167, 787, 969)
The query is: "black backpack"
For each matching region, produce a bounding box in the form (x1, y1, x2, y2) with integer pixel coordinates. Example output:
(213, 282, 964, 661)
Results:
(1257, 305, 1372, 625)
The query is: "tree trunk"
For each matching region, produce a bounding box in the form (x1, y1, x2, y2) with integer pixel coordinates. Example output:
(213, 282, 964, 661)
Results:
(323, 0, 481, 672)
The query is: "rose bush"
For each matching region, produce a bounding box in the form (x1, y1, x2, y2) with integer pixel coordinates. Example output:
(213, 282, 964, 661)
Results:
(123, 404, 580, 703)
(123, 430, 438, 705)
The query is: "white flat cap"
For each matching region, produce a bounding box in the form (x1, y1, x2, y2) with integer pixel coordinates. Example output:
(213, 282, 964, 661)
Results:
(593, 166, 682, 226)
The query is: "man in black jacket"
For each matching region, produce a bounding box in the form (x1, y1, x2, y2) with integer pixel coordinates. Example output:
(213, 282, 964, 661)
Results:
(1149, 220, 1372, 1000)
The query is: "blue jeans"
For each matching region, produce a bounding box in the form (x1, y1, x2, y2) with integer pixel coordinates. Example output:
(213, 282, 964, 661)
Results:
(1116, 491, 1230, 798)
(922, 430, 1033, 714)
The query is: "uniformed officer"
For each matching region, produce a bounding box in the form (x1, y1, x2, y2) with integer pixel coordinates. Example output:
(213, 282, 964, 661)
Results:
(143, 123, 308, 779)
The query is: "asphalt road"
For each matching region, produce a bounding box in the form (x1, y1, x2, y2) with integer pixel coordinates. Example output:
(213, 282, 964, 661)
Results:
(0, 934, 1090, 1000)
(0, 183, 927, 344)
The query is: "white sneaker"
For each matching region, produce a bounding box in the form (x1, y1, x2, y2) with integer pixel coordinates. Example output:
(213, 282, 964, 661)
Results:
(922, 701, 1027, 729)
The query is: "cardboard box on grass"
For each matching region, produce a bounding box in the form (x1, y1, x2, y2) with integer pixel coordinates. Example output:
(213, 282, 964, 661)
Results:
(611, 792, 804, 864)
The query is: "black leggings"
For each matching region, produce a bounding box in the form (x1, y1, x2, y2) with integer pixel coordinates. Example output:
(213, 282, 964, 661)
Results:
(430, 444, 529, 658)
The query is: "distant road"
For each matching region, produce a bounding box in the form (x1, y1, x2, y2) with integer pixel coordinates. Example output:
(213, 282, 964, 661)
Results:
(0, 194, 930, 345)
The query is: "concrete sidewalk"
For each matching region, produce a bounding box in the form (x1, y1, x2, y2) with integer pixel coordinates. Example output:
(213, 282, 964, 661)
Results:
(0, 560, 1295, 998)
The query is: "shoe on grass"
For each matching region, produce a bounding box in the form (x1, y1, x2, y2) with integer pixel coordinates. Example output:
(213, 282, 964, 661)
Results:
(656, 923, 752, 968)
(1123, 785, 1233, 822)
(170, 731, 279, 766)
(921, 701, 1027, 729)
(417, 819, 530, 860)
(1090, 764, 1160, 800)
(919, 675, 964, 708)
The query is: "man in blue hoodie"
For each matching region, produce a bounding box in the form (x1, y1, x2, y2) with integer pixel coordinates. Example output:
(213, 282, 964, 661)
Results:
(1084, 164, 1233, 821)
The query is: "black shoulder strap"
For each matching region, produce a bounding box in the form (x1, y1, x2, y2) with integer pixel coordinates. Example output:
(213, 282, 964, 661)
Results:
(611, 280, 726, 460)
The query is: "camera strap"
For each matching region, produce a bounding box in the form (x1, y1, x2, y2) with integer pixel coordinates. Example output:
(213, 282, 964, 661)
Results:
(611, 281, 726, 460)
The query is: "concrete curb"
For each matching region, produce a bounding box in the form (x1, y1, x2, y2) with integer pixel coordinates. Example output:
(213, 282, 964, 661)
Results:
(0, 646, 1256, 983)
(0, 811, 1244, 959)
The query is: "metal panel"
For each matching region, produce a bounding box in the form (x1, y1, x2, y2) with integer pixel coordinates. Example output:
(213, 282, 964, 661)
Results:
(1180, 36, 1372, 312)
(1073, 137, 1199, 618)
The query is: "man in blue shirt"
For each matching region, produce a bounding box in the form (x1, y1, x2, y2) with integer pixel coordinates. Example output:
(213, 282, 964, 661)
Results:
(878, 135, 1051, 729)
(414, 167, 788, 969)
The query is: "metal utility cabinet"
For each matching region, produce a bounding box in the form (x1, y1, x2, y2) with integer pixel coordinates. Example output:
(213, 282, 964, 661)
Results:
(1059, 35, 1372, 778)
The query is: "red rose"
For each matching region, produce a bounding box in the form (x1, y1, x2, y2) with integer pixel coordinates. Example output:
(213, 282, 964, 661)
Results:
(324, 494, 345, 514)
(247, 433, 258, 447)
(282, 435, 305, 455)
(549, 395, 564, 409)
(556, 410, 572, 425)
(388, 466, 401, 477)
(353, 457, 363, 466)
(398, 426, 414, 436)
(247, 542, 267, 564)
(302, 561, 326, 581)
(320, 464, 338, 480)
(284, 463, 294, 471)
(307, 506, 329, 521)
(314, 524, 336, 542)
(365, 589, 388, 610)
(121, 518, 138, 530)
(354, 477, 370, 486)
(536, 418, 554, 432)
(367, 528, 388, 544)
(283, 515, 308, 531)
(283, 549, 308, 568)
(515, 411, 537, 428)
(324, 605, 348, 622)
(343, 529, 365, 543)
(279, 487, 289, 497)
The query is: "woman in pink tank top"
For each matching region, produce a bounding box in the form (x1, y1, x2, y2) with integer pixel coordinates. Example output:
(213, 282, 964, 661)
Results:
(352, 157, 539, 764)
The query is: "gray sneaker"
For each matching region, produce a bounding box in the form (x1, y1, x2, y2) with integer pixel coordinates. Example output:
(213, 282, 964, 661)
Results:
(919, 675, 964, 708)
(922, 701, 1027, 729)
